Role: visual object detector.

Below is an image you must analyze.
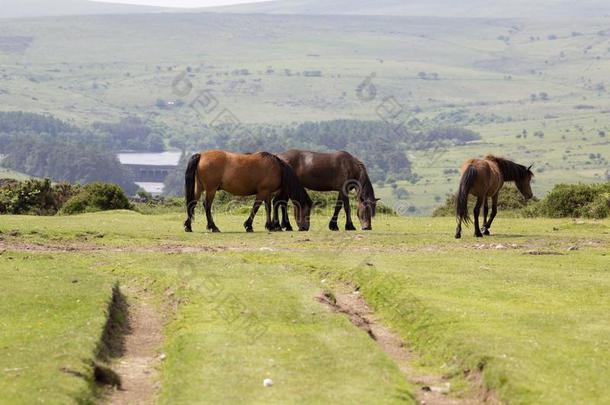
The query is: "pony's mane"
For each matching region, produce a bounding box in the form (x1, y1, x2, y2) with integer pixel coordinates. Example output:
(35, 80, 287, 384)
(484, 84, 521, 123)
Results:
(356, 160, 376, 201)
(486, 155, 533, 182)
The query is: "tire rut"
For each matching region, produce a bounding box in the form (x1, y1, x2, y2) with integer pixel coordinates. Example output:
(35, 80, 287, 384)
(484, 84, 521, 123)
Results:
(317, 289, 498, 405)
(102, 288, 164, 405)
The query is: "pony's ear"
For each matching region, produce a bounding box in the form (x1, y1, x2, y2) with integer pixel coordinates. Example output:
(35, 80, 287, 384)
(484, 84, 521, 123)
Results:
(527, 164, 533, 171)
(375, 198, 381, 201)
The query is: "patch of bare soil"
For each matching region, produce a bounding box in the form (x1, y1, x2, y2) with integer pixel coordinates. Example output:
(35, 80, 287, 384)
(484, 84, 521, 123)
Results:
(317, 290, 498, 405)
(100, 287, 164, 405)
(0, 240, 224, 254)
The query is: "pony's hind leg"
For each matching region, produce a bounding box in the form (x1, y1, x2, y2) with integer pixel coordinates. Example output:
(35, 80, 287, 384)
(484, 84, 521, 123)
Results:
(204, 189, 220, 233)
(473, 196, 484, 237)
(329, 192, 342, 231)
(482, 198, 490, 235)
(184, 181, 203, 232)
(484, 194, 499, 235)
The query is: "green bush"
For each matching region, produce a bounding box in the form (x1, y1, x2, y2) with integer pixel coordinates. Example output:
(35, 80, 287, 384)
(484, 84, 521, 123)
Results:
(432, 184, 535, 217)
(61, 182, 131, 215)
(535, 183, 610, 218)
(0, 178, 79, 215)
(584, 192, 610, 219)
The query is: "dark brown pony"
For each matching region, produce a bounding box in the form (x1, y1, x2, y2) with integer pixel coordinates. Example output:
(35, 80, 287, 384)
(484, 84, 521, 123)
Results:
(273, 150, 379, 231)
(455, 155, 533, 239)
(184, 150, 312, 233)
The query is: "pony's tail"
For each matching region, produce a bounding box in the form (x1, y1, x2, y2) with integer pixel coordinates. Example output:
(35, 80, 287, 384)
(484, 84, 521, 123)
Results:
(270, 154, 312, 209)
(456, 165, 476, 224)
(185, 153, 201, 222)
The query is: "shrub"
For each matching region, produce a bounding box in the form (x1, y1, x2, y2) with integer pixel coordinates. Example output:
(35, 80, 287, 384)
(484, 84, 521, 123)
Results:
(535, 183, 610, 218)
(61, 182, 131, 215)
(0, 178, 79, 215)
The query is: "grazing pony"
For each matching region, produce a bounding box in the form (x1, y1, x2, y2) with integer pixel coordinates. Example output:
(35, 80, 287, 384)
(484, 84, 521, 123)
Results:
(273, 150, 379, 231)
(184, 151, 312, 233)
(455, 155, 533, 239)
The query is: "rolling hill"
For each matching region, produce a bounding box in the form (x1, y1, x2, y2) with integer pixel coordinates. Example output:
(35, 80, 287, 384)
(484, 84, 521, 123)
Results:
(208, 0, 610, 19)
(0, 10, 608, 213)
(0, 0, 169, 19)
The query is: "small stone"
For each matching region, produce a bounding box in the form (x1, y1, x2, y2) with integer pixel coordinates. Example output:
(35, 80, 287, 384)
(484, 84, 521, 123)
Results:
(495, 244, 506, 249)
(430, 383, 450, 394)
(263, 378, 273, 387)
(567, 246, 579, 251)
(159, 353, 167, 361)
(259, 247, 274, 252)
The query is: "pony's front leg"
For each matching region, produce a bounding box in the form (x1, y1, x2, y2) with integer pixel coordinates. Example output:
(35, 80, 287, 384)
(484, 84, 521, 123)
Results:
(272, 194, 286, 231)
(473, 196, 484, 237)
(341, 192, 356, 231)
(244, 198, 263, 232)
(455, 219, 462, 239)
(264, 198, 279, 232)
(329, 192, 342, 231)
(280, 197, 293, 231)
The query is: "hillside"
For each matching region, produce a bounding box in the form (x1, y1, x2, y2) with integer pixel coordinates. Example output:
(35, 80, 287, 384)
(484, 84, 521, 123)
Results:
(208, 0, 610, 18)
(0, 0, 169, 19)
(0, 12, 608, 213)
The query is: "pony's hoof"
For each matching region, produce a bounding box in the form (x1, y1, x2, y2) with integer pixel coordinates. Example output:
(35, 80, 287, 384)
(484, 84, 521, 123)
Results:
(483, 229, 491, 236)
(284, 225, 293, 232)
(345, 224, 357, 231)
(329, 222, 339, 231)
(245, 228, 254, 233)
(184, 226, 193, 233)
(475, 232, 483, 238)
(455, 233, 461, 239)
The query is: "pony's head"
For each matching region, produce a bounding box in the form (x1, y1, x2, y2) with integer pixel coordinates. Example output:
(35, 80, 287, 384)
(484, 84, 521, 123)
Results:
(293, 199, 312, 231)
(357, 197, 379, 231)
(348, 165, 378, 231)
(516, 165, 534, 199)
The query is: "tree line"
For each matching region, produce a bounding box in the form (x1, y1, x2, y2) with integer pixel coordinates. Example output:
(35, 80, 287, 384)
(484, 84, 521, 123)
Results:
(0, 111, 481, 196)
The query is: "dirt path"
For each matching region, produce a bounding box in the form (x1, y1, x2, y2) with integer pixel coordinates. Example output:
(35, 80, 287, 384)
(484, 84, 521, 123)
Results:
(317, 289, 497, 405)
(104, 289, 164, 405)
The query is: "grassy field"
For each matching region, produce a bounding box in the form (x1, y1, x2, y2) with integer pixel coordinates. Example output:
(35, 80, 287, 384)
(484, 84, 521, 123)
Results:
(0, 210, 608, 404)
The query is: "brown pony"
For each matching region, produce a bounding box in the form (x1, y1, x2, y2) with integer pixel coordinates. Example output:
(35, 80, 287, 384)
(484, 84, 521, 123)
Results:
(273, 150, 379, 231)
(183, 151, 312, 233)
(455, 155, 533, 239)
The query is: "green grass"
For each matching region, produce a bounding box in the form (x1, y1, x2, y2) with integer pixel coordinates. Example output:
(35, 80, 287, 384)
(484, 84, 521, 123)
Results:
(0, 211, 609, 403)
(0, 253, 113, 404)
